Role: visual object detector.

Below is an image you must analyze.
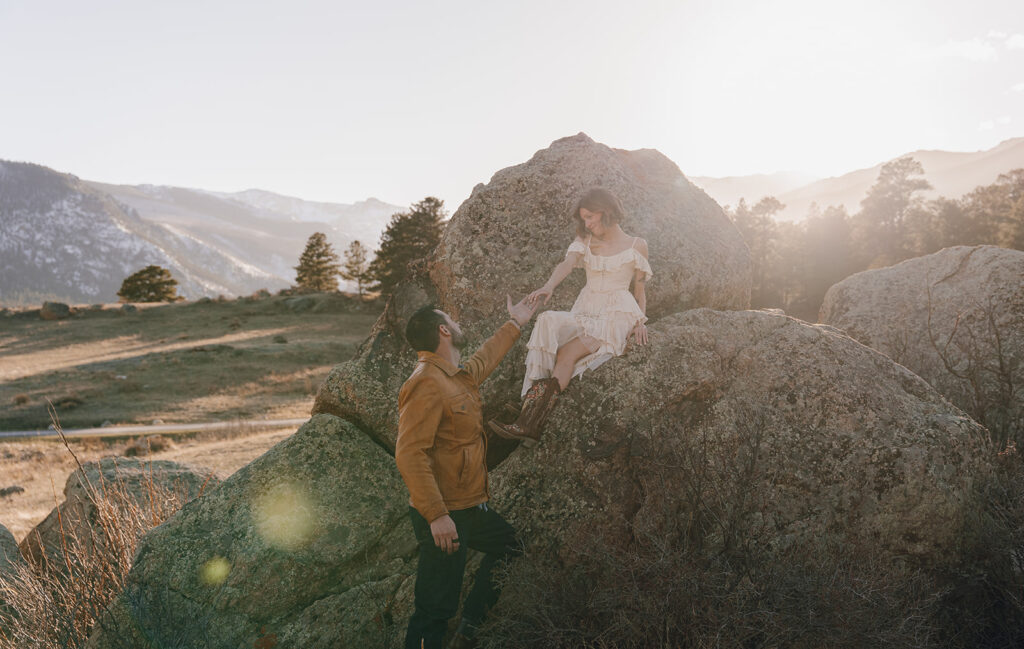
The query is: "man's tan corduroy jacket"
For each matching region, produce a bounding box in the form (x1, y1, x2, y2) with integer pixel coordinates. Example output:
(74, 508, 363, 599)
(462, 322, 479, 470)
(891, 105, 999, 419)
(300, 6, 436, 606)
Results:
(396, 321, 521, 523)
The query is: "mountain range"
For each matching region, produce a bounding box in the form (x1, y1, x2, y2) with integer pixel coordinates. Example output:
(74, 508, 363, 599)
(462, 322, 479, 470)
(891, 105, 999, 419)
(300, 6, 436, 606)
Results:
(4, 138, 1022, 305)
(0, 160, 402, 305)
(691, 137, 1024, 221)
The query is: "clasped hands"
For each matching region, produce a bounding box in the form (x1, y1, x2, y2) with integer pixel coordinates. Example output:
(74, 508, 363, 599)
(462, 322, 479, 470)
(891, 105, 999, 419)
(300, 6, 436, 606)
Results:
(506, 293, 540, 326)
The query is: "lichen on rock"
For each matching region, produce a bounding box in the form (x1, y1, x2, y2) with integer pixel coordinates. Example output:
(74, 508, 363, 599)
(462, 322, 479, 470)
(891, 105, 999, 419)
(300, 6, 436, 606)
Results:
(820, 245, 1024, 445)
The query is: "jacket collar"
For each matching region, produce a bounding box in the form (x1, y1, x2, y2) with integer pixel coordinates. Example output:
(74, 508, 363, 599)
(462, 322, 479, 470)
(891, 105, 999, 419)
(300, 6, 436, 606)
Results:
(417, 350, 462, 377)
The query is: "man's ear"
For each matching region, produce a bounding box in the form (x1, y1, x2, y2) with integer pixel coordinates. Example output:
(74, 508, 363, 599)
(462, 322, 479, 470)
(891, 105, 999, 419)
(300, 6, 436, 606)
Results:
(438, 324, 450, 337)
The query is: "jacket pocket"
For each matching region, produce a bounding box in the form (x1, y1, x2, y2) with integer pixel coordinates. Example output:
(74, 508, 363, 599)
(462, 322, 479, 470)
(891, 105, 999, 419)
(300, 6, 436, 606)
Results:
(459, 447, 469, 483)
(448, 393, 478, 439)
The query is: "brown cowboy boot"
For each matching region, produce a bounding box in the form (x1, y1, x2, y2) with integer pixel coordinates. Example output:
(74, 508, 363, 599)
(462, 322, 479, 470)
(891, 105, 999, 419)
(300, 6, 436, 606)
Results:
(487, 378, 561, 447)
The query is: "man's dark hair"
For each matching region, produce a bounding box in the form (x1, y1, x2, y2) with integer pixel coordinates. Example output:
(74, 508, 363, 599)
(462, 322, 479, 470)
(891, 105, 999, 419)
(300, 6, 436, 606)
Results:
(406, 305, 447, 352)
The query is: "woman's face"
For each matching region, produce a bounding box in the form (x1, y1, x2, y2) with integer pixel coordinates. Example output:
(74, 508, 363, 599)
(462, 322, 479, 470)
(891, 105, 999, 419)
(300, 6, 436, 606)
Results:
(579, 207, 606, 236)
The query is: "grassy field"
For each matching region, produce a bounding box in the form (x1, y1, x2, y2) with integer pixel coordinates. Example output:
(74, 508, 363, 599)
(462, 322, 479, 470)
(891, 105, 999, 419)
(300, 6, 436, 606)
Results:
(0, 293, 382, 541)
(0, 293, 382, 431)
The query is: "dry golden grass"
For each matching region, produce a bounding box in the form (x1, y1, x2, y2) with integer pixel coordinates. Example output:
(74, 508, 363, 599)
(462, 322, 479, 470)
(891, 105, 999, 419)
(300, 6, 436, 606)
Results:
(0, 428, 293, 543)
(0, 424, 193, 649)
(0, 293, 381, 430)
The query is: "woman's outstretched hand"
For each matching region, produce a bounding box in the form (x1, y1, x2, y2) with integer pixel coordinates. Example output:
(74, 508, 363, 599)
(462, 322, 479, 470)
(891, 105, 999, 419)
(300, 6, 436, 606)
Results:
(507, 294, 540, 327)
(527, 286, 553, 308)
(630, 323, 649, 346)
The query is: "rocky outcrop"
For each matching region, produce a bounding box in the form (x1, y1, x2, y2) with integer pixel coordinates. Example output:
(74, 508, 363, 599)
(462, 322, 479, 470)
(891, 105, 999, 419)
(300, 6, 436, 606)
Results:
(490, 309, 989, 561)
(0, 523, 24, 578)
(85, 139, 1008, 648)
(40, 301, 72, 320)
(89, 415, 415, 649)
(820, 245, 1024, 443)
(313, 133, 752, 450)
(92, 311, 995, 648)
(20, 458, 218, 569)
(434, 133, 750, 323)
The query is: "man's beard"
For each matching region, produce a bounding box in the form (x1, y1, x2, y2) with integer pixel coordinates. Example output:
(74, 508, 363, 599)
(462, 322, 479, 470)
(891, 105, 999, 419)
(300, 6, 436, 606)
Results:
(451, 330, 468, 350)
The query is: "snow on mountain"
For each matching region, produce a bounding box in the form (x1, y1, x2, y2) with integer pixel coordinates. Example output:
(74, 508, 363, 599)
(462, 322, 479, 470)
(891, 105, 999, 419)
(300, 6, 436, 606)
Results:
(0, 162, 285, 305)
(89, 183, 402, 292)
(208, 188, 400, 244)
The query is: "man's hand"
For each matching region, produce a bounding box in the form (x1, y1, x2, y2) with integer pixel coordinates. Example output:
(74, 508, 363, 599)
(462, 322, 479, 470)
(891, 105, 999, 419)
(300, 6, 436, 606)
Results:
(430, 514, 460, 554)
(507, 294, 540, 327)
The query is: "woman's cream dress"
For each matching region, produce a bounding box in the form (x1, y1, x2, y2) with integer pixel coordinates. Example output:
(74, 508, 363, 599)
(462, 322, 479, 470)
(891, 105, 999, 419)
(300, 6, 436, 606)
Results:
(522, 236, 653, 396)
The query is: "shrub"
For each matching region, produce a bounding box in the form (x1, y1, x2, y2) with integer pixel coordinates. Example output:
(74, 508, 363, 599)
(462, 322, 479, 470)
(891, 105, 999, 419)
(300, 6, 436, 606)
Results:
(123, 435, 174, 457)
(51, 395, 83, 410)
(933, 442, 1024, 648)
(0, 424, 197, 648)
(117, 265, 181, 303)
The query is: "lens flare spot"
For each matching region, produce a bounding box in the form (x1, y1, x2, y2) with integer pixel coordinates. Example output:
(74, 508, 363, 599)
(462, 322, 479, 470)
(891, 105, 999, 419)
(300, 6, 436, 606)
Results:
(252, 482, 317, 551)
(200, 556, 231, 586)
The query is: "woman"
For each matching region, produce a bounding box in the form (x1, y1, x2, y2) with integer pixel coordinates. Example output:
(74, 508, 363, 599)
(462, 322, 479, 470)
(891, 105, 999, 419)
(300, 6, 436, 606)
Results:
(489, 187, 652, 447)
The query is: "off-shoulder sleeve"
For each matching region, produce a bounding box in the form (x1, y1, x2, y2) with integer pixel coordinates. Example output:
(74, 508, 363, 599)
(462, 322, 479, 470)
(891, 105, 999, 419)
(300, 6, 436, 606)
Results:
(566, 240, 586, 268)
(633, 250, 653, 282)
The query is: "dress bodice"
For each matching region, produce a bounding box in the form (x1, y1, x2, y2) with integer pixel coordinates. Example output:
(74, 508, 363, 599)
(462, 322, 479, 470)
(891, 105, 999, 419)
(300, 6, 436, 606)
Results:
(566, 238, 653, 295)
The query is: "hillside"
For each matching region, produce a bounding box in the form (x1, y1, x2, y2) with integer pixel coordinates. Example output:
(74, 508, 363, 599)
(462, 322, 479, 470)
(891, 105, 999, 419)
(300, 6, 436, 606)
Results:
(688, 171, 820, 209)
(0, 161, 284, 305)
(0, 159, 403, 305)
(90, 182, 402, 284)
(691, 137, 1024, 220)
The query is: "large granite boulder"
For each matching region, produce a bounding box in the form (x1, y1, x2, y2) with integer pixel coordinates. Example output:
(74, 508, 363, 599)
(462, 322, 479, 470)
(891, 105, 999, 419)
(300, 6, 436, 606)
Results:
(490, 309, 988, 560)
(820, 245, 1024, 444)
(433, 132, 750, 324)
(93, 311, 998, 648)
(479, 309, 1002, 646)
(20, 458, 218, 570)
(88, 415, 417, 649)
(314, 133, 752, 450)
(40, 301, 72, 320)
(0, 524, 23, 578)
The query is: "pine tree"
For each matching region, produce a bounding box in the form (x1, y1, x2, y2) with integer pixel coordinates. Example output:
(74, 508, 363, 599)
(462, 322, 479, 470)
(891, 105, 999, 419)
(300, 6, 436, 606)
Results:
(729, 196, 783, 307)
(117, 265, 181, 302)
(340, 240, 372, 298)
(368, 197, 446, 295)
(853, 157, 932, 267)
(294, 232, 341, 292)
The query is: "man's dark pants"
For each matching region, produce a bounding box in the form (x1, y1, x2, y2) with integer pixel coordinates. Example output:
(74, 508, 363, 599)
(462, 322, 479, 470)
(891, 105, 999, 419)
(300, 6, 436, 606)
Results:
(404, 503, 522, 649)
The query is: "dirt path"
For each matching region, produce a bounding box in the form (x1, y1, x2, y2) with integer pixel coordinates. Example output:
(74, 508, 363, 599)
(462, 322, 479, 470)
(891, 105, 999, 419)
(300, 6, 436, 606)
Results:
(0, 428, 293, 543)
(0, 418, 308, 438)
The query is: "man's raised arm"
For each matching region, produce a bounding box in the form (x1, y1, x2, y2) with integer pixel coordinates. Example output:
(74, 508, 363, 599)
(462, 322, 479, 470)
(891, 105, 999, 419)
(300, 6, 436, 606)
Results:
(462, 295, 537, 385)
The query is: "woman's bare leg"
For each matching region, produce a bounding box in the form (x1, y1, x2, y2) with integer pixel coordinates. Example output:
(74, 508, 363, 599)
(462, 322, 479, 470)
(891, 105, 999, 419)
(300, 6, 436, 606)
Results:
(552, 336, 598, 390)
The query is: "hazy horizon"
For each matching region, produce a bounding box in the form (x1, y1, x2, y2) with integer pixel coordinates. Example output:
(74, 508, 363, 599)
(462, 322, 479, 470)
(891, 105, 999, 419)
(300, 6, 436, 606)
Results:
(2, 0, 1023, 209)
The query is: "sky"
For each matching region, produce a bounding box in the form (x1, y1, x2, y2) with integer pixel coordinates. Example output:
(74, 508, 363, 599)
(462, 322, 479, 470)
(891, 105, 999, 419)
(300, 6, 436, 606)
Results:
(1, 0, 1023, 211)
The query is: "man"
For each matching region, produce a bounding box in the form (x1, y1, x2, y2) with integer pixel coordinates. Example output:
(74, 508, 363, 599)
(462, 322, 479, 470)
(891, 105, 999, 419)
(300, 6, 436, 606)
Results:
(397, 296, 538, 649)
